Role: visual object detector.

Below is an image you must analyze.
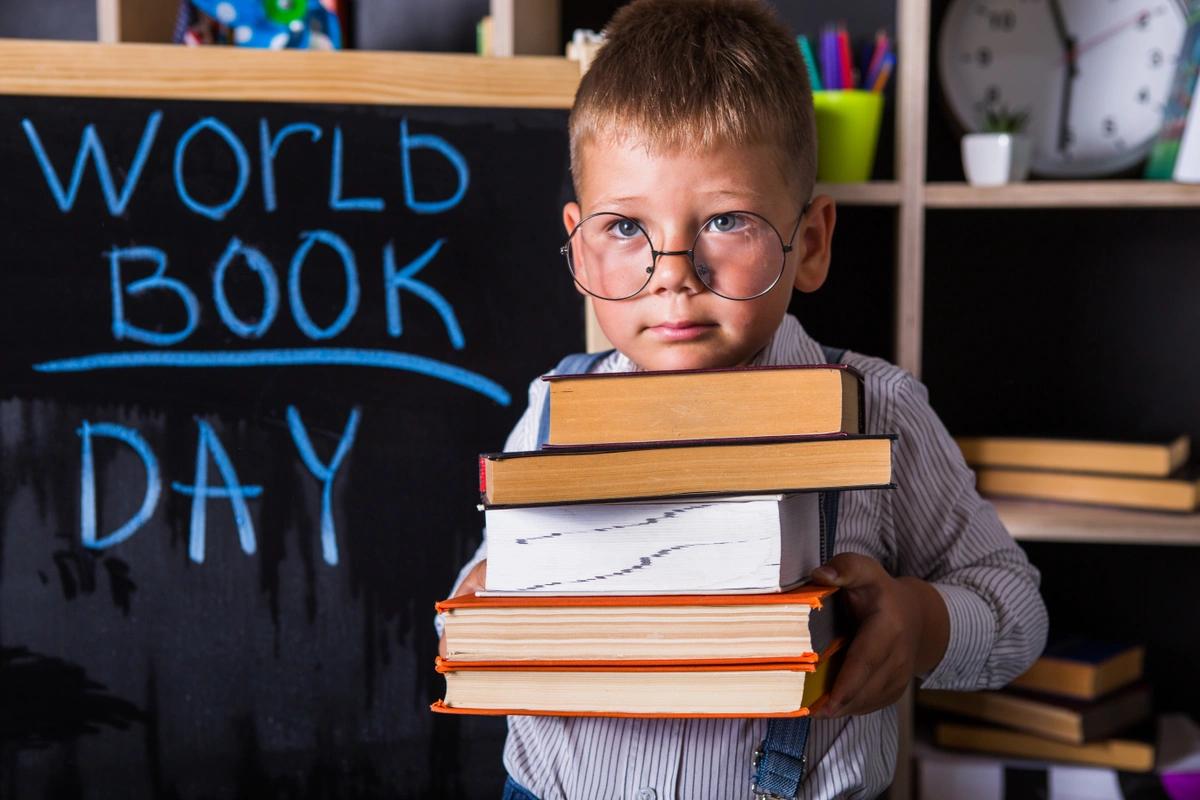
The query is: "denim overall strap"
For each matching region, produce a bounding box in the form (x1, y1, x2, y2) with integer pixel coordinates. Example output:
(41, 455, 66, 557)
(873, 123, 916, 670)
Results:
(535, 350, 615, 448)
(751, 345, 845, 800)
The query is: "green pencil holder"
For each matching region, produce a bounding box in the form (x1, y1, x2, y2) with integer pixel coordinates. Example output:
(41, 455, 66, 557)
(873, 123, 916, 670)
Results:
(813, 90, 884, 183)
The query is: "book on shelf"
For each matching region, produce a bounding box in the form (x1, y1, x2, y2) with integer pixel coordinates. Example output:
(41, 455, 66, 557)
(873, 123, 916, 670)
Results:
(914, 740, 1166, 800)
(437, 584, 839, 663)
(482, 492, 832, 595)
(933, 722, 1155, 772)
(972, 464, 1200, 513)
(1010, 640, 1144, 701)
(917, 682, 1152, 746)
(955, 434, 1190, 477)
(543, 364, 863, 446)
(431, 638, 845, 717)
(478, 434, 895, 507)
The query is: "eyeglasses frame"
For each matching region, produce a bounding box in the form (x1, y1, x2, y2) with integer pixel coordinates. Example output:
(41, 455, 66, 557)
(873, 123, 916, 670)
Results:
(560, 200, 814, 302)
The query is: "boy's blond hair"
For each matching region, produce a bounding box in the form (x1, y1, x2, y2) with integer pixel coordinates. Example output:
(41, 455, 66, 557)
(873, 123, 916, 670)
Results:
(569, 0, 817, 200)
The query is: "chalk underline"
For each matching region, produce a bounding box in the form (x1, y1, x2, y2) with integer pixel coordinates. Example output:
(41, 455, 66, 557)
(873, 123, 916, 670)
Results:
(32, 348, 511, 406)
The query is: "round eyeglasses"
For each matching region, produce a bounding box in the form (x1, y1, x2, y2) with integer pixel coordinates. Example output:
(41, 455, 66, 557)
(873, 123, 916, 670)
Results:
(560, 204, 810, 301)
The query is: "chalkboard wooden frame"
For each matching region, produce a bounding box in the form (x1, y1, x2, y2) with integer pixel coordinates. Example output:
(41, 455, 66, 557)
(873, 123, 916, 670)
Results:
(0, 38, 580, 108)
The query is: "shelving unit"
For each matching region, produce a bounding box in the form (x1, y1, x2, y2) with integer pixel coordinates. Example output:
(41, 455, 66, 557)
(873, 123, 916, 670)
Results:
(878, 2, 1200, 797)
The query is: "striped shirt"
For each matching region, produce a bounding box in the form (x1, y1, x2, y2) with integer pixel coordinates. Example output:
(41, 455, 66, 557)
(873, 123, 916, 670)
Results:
(443, 314, 1049, 800)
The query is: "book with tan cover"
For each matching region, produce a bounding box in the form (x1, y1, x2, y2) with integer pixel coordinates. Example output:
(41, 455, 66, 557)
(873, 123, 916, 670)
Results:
(956, 434, 1189, 477)
(544, 364, 863, 446)
(479, 434, 895, 507)
(918, 682, 1151, 745)
(973, 465, 1200, 512)
(934, 722, 1155, 772)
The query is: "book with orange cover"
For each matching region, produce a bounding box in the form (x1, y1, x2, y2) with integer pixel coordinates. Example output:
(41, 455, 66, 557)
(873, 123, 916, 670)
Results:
(437, 585, 838, 663)
(431, 639, 846, 718)
(543, 364, 864, 446)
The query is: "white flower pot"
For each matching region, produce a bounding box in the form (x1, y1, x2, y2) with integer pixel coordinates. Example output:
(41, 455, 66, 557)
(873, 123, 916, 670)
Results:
(961, 133, 1032, 186)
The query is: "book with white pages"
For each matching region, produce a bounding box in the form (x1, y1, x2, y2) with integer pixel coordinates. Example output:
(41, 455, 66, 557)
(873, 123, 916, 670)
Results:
(482, 492, 829, 595)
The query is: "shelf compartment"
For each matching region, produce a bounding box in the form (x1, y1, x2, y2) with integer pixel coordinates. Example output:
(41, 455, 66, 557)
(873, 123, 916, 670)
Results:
(993, 498, 1200, 546)
(925, 181, 1200, 209)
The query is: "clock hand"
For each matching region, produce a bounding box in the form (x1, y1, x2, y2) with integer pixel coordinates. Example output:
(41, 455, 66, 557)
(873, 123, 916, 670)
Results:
(1071, 7, 1156, 60)
(1047, 0, 1075, 55)
(1047, 0, 1079, 154)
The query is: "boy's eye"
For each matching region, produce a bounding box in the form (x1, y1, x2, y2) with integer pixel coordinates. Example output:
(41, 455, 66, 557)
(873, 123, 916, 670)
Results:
(706, 213, 744, 233)
(611, 219, 642, 239)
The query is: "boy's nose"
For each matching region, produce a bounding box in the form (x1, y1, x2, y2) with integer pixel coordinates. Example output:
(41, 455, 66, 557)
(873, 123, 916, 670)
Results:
(649, 249, 706, 296)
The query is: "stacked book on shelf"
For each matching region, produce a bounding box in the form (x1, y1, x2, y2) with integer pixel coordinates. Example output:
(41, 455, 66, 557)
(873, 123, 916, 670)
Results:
(956, 434, 1199, 513)
(433, 363, 897, 717)
(918, 639, 1156, 774)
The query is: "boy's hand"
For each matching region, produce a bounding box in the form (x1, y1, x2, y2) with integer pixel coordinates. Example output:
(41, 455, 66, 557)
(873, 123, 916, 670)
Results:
(438, 559, 487, 659)
(808, 553, 949, 719)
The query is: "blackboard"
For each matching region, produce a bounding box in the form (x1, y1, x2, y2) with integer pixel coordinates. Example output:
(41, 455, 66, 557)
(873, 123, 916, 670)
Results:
(0, 74, 581, 797)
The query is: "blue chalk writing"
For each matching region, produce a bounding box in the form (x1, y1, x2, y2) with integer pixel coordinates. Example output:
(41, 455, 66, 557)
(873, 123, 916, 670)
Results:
(212, 237, 279, 338)
(400, 118, 469, 214)
(34, 349, 511, 405)
(329, 126, 384, 212)
(174, 117, 250, 220)
(288, 230, 360, 340)
(109, 246, 200, 346)
(259, 120, 322, 213)
(171, 419, 262, 564)
(286, 406, 361, 566)
(78, 421, 162, 549)
(22, 111, 162, 215)
(382, 239, 464, 349)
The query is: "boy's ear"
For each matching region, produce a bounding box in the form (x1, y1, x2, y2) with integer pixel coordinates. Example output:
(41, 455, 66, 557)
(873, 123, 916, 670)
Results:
(563, 201, 582, 235)
(792, 195, 836, 294)
(562, 202, 587, 296)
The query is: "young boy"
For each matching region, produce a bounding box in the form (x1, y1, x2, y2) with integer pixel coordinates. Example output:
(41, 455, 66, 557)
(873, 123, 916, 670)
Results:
(440, 1, 1048, 797)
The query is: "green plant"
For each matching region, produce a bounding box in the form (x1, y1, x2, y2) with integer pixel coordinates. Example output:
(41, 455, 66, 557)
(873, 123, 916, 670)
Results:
(982, 104, 1030, 134)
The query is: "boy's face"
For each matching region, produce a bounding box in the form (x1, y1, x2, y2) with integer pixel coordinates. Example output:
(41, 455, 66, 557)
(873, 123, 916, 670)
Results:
(564, 136, 835, 371)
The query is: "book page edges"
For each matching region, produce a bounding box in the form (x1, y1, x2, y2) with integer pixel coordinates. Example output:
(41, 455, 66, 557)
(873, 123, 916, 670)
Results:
(430, 699, 813, 719)
(436, 584, 836, 613)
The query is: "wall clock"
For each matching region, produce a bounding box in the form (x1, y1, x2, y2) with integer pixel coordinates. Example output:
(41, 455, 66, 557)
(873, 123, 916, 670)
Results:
(938, 0, 1189, 177)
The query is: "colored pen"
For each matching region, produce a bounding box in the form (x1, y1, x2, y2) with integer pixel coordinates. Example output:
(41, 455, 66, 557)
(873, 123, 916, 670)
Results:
(865, 29, 889, 90)
(871, 52, 895, 93)
(837, 23, 854, 89)
(797, 34, 823, 91)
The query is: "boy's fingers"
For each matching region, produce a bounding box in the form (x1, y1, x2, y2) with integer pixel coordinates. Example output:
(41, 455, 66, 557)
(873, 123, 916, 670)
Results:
(810, 553, 881, 588)
(816, 626, 890, 717)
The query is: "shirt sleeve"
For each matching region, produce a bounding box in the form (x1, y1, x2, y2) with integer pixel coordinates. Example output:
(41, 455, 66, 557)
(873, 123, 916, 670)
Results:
(435, 377, 549, 639)
(886, 372, 1049, 690)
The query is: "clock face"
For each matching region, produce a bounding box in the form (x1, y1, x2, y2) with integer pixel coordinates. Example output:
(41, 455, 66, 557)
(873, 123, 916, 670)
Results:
(938, 0, 1188, 177)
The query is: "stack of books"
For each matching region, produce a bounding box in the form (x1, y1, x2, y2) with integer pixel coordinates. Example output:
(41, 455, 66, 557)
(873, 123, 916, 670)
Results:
(432, 363, 897, 717)
(918, 639, 1155, 773)
(956, 434, 1200, 513)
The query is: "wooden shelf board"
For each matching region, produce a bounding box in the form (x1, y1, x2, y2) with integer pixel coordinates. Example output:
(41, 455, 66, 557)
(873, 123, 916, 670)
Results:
(925, 180, 1200, 209)
(0, 39, 580, 108)
(992, 498, 1200, 546)
(816, 181, 902, 205)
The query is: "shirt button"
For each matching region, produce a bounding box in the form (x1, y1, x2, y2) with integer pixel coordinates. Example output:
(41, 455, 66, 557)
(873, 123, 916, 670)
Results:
(636, 789, 656, 800)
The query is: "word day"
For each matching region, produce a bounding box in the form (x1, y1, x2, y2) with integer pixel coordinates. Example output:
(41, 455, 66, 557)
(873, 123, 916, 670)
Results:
(81, 407, 360, 567)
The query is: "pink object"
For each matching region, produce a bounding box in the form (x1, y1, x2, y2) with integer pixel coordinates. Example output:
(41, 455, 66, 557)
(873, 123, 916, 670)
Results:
(837, 26, 854, 89)
(1163, 773, 1200, 800)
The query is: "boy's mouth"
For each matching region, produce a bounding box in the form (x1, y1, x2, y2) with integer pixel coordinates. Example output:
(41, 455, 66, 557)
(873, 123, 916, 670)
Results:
(648, 320, 716, 341)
